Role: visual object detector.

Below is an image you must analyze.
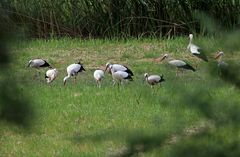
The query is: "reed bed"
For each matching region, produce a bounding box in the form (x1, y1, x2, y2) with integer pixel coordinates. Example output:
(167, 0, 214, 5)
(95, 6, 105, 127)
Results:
(0, 0, 240, 38)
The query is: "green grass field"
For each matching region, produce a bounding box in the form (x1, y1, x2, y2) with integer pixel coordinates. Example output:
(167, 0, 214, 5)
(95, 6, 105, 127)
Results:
(0, 37, 239, 156)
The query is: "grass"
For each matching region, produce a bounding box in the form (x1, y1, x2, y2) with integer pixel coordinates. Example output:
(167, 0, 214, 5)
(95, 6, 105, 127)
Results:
(1, 37, 240, 156)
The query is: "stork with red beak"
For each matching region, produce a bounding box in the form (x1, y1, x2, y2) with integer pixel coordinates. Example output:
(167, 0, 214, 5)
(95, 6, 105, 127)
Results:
(160, 53, 196, 76)
(187, 34, 208, 62)
(45, 68, 58, 83)
(144, 73, 165, 88)
(108, 64, 133, 86)
(105, 62, 134, 76)
(63, 62, 85, 85)
(93, 69, 104, 88)
(214, 51, 228, 67)
(27, 58, 52, 79)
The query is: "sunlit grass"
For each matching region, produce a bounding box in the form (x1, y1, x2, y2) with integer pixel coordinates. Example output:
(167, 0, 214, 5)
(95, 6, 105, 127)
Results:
(1, 37, 240, 156)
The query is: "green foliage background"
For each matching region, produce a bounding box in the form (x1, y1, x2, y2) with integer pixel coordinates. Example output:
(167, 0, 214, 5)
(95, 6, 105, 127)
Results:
(0, 0, 240, 38)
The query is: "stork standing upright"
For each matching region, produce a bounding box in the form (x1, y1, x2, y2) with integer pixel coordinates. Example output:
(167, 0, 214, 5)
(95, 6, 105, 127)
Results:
(144, 73, 165, 88)
(109, 64, 133, 86)
(187, 34, 208, 62)
(45, 68, 58, 83)
(63, 62, 85, 85)
(93, 69, 104, 88)
(214, 51, 228, 67)
(27, 59, 51, 79)
(105, 62, 134, 76)
(214, 51, 228, 76)
(160, 53, 195, 76)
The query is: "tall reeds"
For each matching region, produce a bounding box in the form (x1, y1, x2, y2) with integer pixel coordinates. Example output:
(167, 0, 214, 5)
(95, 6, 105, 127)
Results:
(0, 0, 239, 38)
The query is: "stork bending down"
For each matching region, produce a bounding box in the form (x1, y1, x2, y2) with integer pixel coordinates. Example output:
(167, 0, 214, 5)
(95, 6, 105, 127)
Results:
(63, 62, 85, 85)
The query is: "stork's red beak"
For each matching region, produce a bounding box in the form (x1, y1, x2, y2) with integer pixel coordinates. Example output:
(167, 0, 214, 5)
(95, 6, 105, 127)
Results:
(104, 66, 108, 72)
(214, 52, 221, 59)
(63, 80, 66, 86)
(159, 56, 166, 62)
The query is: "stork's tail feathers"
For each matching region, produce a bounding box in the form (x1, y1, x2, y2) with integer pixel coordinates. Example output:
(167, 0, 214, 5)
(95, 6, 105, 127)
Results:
(190, 66, 196, 72)
(80, 66, 86, 71)
(40, 60, 51, 67)
(125, 68, 134, 76)
(160, 75, 165, 82)
(194, 53, 208, 62)
(183, 64, 196, 72)
(125, 75, 133, 81)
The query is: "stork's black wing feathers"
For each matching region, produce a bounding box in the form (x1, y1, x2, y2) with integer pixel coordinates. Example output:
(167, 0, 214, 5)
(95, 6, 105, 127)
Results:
(124, 67, 134, 76)
(80, 65, 86, 71)
(76, 61, 86, 72)
(181, 64, 196, 71)
(193, 52, 208, 62)
(76, 65, 86, 73)
(40, 60, 51, 67)
(124, 75, 133, 81)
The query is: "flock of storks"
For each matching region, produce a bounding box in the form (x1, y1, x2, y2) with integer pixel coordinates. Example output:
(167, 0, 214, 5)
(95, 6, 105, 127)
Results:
(27, 34, 225, 87)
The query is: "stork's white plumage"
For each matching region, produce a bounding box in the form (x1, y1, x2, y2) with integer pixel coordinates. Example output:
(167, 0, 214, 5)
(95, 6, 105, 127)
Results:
(28, 59, 51, 68)
(187, 34, 208, 62)
(109, 65, 133, 85)
(144, 73, 165, 87)
(105, 62, 134, 76)
(63, 62, 86, 85)
(93, 69, 104, 88)
(28, 59, 51, 79)
(160, 54, 195, 75)
(45, 68, 58, 83)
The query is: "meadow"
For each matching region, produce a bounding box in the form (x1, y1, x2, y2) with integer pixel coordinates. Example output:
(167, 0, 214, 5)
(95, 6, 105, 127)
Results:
(0, 37, 240, 156)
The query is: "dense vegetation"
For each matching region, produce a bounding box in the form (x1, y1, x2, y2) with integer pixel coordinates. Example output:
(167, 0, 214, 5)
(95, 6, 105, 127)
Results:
(1, 0, 240, 38)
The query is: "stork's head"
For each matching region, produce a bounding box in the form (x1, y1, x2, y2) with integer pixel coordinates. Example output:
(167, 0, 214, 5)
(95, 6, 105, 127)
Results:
(106, 62, 111, 67)
(63, 77, 67, 86)
(160, 54, 169, 62)
(144, 73, 149, 78)
(214, 51, 224, 59)
(189, 34, 193, 40)
(27, 60, 32, 67)
(105, 62, 111, 72)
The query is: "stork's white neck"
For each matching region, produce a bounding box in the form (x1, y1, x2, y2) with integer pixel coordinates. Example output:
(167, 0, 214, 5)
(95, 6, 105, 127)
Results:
(63, 75, 71, 82)
(110, 67, 115, 75)
(188, 36, 193, 46)
(216, 55, 223, 63)
(164, 56, 174, 62)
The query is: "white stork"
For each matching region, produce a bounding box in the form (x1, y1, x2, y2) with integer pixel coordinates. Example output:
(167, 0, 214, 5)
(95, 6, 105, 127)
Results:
(27, 59, 51, 79)
(187, 34, 208, 62)
(45, 68, 58, 83)
(93, 69, 104, 88)
(63, 62, 86, 85)
(144, 73, 165, 88)
(160, 54, 196, 75)
(105, 62, 134, 76)
(27, 59, 51, 68)
(214, 51, 228, 66)
(214, 51, 228, 75)
(109, 65, 133, 85)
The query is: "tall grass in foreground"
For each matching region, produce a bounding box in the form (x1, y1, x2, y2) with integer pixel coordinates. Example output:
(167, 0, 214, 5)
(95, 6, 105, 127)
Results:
(0, 0, 239, 38)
